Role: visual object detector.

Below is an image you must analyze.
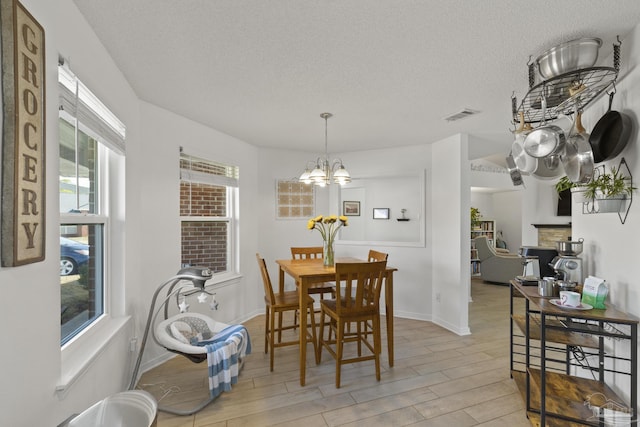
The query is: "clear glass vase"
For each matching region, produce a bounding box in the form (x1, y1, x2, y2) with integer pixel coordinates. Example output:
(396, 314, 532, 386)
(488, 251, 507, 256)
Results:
(323, 239, 334, 267)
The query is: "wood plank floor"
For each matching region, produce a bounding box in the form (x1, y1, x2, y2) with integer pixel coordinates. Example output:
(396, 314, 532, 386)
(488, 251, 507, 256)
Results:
(137, 279, 530, 426)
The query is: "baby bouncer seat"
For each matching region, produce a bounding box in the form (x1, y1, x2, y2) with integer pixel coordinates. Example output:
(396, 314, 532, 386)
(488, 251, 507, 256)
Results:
(129, 267, 251, 415)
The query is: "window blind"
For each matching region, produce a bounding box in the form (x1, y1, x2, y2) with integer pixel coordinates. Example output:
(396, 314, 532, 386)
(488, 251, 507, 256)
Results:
(58, 65, 126, 154)
(179, 150, 239, 188)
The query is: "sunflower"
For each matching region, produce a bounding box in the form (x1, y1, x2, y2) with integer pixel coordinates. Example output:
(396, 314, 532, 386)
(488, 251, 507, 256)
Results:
(307, 214, 348, 243)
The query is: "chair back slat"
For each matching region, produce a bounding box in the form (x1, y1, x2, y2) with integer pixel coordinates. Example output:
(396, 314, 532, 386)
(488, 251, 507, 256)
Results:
(256, 253, 276, 304)
(334, 261, 386, 315)
(291, 246, 324, 260)
(367, 249, 388, 262)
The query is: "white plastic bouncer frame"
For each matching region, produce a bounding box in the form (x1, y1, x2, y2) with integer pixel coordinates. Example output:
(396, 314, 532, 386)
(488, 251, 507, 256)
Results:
(128, 267, 235, 416)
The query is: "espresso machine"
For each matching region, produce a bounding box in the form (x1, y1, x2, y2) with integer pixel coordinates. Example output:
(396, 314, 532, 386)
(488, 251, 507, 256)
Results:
(550, 238, 584, 284)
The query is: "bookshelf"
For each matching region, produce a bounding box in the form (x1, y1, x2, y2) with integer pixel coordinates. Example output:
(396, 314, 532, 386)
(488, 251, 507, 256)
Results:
(470, 220, 496, 276)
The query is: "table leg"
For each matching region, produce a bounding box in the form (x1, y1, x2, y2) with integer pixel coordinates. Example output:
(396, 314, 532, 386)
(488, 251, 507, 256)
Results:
(385, 272, 394, 366)
(278, 266, 285, 295)
(299, 278, 308, 386)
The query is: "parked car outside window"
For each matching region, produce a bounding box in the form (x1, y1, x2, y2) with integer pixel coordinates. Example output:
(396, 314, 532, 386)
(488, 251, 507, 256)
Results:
(60, 237, 89, 276)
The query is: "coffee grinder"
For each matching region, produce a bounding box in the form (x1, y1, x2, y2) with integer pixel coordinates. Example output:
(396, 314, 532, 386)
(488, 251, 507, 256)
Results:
(550, 238, 584, 284)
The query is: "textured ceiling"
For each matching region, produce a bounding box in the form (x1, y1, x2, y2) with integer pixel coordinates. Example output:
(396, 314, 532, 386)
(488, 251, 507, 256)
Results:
(71, 0, 640, 156)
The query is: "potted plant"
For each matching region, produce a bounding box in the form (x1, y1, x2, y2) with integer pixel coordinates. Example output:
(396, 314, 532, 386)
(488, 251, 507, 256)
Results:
(470, 207, 482, 230)
(555, 176, 575, 196)
(584, 167, 636, 212)
(554, 175, 590, 206)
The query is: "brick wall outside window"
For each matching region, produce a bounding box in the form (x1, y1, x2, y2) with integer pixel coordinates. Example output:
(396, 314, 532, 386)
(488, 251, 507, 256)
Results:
(180, 182, 228, 271)
(181, 221, 227, 272)
(180, 182, 226, 216)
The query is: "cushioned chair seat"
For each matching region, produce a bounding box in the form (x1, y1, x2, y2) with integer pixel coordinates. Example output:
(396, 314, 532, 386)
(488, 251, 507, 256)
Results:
(474, 236, 524, 285)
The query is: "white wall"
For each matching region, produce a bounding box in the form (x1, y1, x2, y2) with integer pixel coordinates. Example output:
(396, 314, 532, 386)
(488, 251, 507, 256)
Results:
(571, 27, 640, 398)
(470, 192, 496, 220)
(0, 1, 263, 425)
(337, 145, 434, 322)
(432, 134, 470, 335)
(0, 0, 141, 425)
(133, 102, 261, 369)
(340, 175, 422, 242)
(469, 191, 523, 252)
(255, 148, 330, 291)
(256, 144, 436, 322)
(492, 191, 523, 251)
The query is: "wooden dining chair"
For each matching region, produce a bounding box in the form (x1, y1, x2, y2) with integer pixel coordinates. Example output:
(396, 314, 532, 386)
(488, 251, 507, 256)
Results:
(359, 250, 388, 335)
(341, 250, 387, 335)
(256, 253, 317, 371)
(336, 250, 388, 336)
(317, 260, 387, 388)
(366, 250, 388, 311)
(291, 246, 337, 330)
(367, 249, 388, 262)
(290, 246, 336, 298)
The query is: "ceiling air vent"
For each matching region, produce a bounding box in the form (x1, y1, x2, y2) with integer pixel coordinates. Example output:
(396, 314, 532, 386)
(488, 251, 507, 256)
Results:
(443, 108, 479, 122)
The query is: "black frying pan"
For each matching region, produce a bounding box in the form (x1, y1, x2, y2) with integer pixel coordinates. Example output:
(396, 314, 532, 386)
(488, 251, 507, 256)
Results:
(589, 92, 632, 163)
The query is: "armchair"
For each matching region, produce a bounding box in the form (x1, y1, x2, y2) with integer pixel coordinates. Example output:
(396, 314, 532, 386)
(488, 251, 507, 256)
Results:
(474, 236, 524, 285)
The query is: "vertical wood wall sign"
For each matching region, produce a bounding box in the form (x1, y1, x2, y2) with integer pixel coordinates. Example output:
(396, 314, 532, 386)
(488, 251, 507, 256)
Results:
(1, 0, 46, 267)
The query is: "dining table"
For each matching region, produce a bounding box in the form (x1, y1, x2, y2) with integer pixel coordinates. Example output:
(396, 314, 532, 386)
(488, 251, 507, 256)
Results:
(276, 257, 398, 386)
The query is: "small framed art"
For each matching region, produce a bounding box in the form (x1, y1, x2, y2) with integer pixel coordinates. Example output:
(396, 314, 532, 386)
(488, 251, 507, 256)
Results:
(343, 201, 360, 216)
(373, 208, 390, 220)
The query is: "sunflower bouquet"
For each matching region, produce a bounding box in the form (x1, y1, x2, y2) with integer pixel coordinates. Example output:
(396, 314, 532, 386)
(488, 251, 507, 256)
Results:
(306, 215, 348, 266)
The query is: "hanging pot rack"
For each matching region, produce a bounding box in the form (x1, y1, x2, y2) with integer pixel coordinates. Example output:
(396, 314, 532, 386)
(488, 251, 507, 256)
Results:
(512, 38, 621, 126)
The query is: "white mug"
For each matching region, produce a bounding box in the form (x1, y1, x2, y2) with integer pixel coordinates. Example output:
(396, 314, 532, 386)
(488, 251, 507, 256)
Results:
(560, 291, 581, 307)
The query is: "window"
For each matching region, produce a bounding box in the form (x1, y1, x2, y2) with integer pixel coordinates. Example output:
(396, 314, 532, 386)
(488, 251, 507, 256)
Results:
(276, 180, 315, 219)
(58, 65, 125, 346)
(179, 150, 239, 277)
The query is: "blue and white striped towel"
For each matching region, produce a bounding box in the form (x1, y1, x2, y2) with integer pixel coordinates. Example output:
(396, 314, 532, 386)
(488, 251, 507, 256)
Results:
(203, 325, 251, 398)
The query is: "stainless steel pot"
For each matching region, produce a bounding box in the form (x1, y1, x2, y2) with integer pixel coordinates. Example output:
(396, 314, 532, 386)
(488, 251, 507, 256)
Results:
(512, 136, 537, 173)
(538, 277, 558, 297)
(531, 153, 564, 180)
(512, 113, 537, 173)
(560, 112, 594, 184)
(523, 124, 566, 158)
(556, 238, 584, 256)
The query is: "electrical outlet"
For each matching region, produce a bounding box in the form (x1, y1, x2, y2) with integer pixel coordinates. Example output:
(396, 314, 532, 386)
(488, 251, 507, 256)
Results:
(435, 292, 441, 302)
(130, 338, 137, 352)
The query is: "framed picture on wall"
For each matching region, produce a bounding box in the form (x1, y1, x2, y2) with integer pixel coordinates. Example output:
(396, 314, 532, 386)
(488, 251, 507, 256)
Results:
(373, 208, 390, 220)
(343, 201, 360, 216)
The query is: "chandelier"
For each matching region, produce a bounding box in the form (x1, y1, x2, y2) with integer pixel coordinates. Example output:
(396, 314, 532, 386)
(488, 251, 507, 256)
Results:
(299, 112, 351, 186)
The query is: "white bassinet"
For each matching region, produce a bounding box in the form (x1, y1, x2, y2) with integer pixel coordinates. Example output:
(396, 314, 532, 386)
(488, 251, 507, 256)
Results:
(155, 312, 233, 362)
(128, 267, 249, 416)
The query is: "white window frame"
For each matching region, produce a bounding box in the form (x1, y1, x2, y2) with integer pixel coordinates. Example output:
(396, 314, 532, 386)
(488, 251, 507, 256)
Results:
(57, 64, 127, 393)
(59, 142, 110, 333)
(179, 151, 240, 283)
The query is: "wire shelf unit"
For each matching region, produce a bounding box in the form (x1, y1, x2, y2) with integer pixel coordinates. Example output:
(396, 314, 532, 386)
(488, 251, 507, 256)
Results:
(513, 67, 618, 125)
